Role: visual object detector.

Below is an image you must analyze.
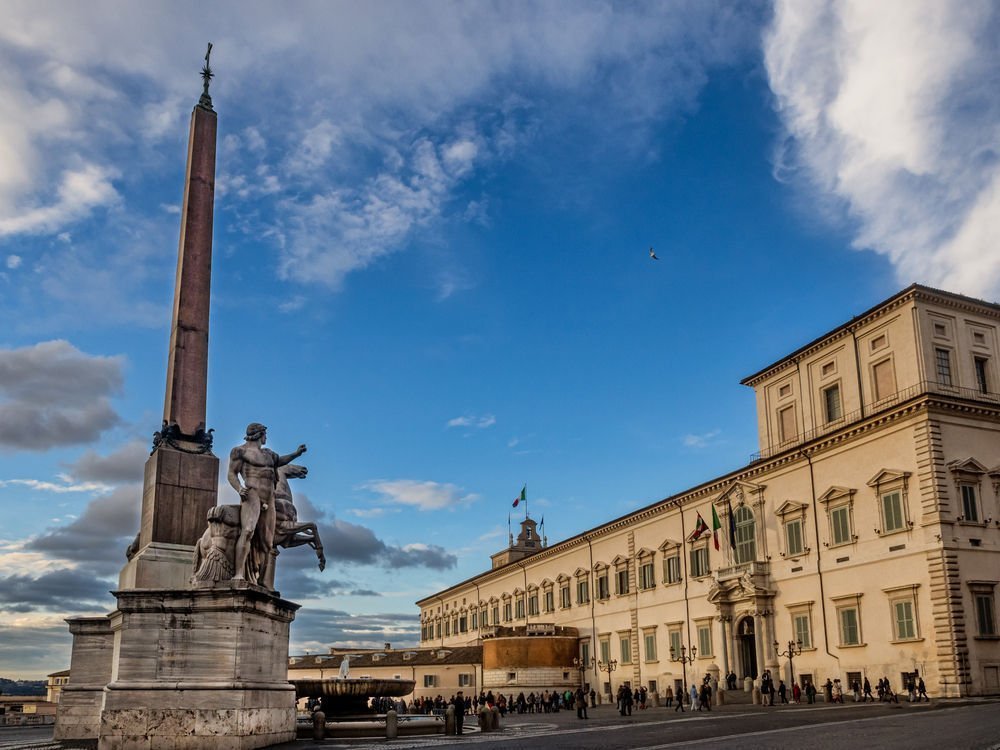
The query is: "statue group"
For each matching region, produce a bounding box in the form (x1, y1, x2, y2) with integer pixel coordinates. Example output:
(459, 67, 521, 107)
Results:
(192, 422, 325, 588)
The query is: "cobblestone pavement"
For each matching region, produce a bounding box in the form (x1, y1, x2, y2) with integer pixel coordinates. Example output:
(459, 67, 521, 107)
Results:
(6, 700, 999, 749)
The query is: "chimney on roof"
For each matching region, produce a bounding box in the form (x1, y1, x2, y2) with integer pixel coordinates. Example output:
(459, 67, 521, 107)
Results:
(384, 642, 391, 651)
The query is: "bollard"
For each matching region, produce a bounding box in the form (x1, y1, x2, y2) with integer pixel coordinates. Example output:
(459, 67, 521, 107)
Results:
(491, 705, 501, 730)
(386, 709, 398, 739)
(445, 704, 456, 735)
(312, 710, 326, 741)
(752, 687, 761, 705)
(716, 688, 725, 706)
(479, 706, 491, 731)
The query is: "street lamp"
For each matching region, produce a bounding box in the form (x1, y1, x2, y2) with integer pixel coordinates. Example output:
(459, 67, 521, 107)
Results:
(669, 644, 697, 703)
(573, 656, 595, 691)
(597, 658, 617, 698)
(773, 639, 803, 688)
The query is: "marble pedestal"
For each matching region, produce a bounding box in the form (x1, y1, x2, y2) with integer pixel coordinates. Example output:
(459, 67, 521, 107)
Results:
(96, 582, 299, 750)
(54, 616, 115, 744)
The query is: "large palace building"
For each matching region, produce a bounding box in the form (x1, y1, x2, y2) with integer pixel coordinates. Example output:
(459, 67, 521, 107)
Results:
(417, 285, 1000, 700)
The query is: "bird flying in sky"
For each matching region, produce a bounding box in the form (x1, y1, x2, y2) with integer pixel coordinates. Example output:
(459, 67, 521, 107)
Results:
(649, 247, 659, 260)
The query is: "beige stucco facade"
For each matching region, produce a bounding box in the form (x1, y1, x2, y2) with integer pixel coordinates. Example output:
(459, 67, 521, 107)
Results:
(417, 285, 1000, 699)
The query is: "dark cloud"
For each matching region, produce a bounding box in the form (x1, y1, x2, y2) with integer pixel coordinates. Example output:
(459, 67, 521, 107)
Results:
(28, 484, 140, 574)
(289, 608, 419, 652)
(66, 439, 148, 483)
(272, 569, 383, 601)
(291, 492, 457, 571)
(0, 340, 123, 450)
(0, 625, 73, 678)
(0, 569, 115, 613)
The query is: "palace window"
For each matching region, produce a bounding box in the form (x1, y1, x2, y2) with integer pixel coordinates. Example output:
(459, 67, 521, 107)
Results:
(577, 574, 591, 606)
(470, 611, 478, 630)
(733, 505, 757, 564)
(786, 519, 804, 556)
(884, 585, 920, 642)
(616, 568, 630, 596)
(975, 357, 990, 394)
(823, 383, 842, 423)
(833, 594, 864, 647)
(664, 554, 682, 584)
(459, 615, 467, 633)
(973, 590, 997, 636)
(515, 595, 524, 620)
(503, 601, 512, 622)
(872, 358, 896, 401)
(543, 589, 554, 613)
(690, 546, 710, 578)
(696, 622, 713, 658)
(643, 629, 657, 662)
(599, 638, 611, 664)
(792, 610, 812, 649)
(948, 459, 988, 523)
(869, 469, 912, 536)
(580, 640, 591, 666)
(424, 675, 438, 688)
(491, 605, 499, 625)
(560, 583, 571, 609)
(668, 626, 682, 657)
(639, 560, 655, 590)
(459, 673, 473, 687)
(778, 404, 797, 443)
(882, 491, 905, 532)
(935, 348, 953, 386)
(620, 633, 632, 664)
(527, 592, 539, 617)
(821, 486, 857, 547)
(596, 570, 610, 600)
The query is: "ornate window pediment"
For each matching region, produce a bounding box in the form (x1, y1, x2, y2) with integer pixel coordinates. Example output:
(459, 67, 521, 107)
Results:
(540, 578, 554, 589)
(574, 567, 590, 578)
(556, 573, 570, 584)
(658, 538, 681, 551)
(636, 547, 655, 559)
(948, 458, 990, 524)
(716, 479, 767, 509)
(867, 468, 912, 488)
(512, 587, 524, 596)
(947, 458, 989, 479)
(818, 486, 855, 505)
(612, 554, 630, 567)
(775, 500, 808, 518)
(593, 561, 609, 573)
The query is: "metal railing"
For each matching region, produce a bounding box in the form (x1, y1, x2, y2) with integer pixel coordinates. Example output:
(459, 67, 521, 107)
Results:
(715, 561, 769, 581)
(750, 380, 1000, 464)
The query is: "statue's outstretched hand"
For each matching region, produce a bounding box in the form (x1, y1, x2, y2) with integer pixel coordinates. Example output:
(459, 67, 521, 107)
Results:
(297, 444, 308, 455)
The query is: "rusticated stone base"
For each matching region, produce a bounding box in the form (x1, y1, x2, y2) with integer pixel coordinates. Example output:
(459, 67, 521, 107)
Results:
(95, 582, 299, 750)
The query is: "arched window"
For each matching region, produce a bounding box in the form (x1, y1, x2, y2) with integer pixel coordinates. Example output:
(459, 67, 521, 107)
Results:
(734, 506, 757, 564)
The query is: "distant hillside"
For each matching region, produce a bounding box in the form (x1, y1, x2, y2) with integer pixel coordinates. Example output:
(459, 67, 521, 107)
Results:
(0, 678, 46, 696)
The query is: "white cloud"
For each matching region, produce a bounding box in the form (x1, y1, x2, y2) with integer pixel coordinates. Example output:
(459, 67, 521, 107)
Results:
(360, 479, 478, 511)
(0, 477, 111, 494)
(682, 429, 721, 448)
(5, 254, 21, 269)
(765, 0, 1000, 297)
(0, 163, 119, 237)
(447, 413, 496, 430)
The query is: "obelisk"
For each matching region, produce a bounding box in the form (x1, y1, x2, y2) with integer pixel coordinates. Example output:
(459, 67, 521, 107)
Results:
(119, 46, 220, 589)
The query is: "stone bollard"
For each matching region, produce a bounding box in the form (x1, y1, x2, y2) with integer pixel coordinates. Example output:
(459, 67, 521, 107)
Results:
(716, 688, 725, 706)
(386, 709, 398, 739)
(752, 687, 761, 705)
(491, 706, 501, 730)
(650, 691, 660, 708)
(445, 705, 456, 735)
(744, 676, 753, 693)
(312, 710, 326, 741)
(479, 706, 491, 731)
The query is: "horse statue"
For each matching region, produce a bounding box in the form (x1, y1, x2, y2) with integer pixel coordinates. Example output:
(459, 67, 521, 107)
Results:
(260, 463, 325, 589)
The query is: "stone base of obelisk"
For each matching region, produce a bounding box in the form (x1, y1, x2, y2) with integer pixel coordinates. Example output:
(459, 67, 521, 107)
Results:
(95, 582, 299, 750)
(54, 616, 114, 745)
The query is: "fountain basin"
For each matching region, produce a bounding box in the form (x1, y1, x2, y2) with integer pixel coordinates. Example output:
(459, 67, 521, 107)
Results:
(292, 677, 416, 715)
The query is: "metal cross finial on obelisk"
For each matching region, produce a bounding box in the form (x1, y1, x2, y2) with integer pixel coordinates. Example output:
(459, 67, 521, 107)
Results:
(122, 46, 221, 589)
(200, 42, 214, 110)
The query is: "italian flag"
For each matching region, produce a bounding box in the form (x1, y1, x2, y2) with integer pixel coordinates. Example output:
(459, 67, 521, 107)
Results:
(512, 485, 526, 508)
(691, 512, 710, 540)
(711, 505, 722, 550)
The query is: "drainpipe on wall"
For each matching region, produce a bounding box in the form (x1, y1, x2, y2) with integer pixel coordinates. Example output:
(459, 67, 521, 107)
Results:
(680, 505, 692, 656)
(801, 448, 840, 671)
(850, 324, 866, 419)
(586, 535, 600, 689)
(473, 582, 481, 643)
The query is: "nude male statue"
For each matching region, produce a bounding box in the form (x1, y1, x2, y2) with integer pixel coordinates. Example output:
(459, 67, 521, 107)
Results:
(228, 422, 306, 584)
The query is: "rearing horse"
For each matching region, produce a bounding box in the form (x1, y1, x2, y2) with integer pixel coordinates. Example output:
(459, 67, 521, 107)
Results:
(273, 464, 326, 572)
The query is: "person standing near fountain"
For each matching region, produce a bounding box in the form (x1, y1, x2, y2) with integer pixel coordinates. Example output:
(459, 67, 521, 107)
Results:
(451, 691, 465, 735)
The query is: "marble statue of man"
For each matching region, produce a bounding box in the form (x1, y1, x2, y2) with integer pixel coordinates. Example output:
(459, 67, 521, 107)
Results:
(228, 422, 306, 584)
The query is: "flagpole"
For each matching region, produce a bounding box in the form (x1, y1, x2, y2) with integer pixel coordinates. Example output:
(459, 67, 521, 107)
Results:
(524, 482, 528, 521)
(508, 512, 512, 546)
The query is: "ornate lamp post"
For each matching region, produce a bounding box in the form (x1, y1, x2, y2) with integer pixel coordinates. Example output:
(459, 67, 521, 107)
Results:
(773, 639, 803, 688)
(573, 656, 595, 691)
(669, 644, 697, 701)
(597, 658, 618, 698)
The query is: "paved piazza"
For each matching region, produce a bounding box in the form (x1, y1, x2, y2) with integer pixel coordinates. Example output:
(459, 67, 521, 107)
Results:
(4, 700, 999, 749)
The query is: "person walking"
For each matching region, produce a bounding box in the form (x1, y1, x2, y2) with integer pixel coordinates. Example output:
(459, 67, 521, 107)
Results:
(689, 682, 698, 711)
(805, 681, 816, 704)
(778, 680, 788, 704)
(863, 677, 875, 702)
(451, 691, 465, 735)
(575, 688, 589, 719)
(674, 684, 685, 712)
(917, 677, 929, 702)
(664, 685, 674, 707)
(792, 681, 801, 704)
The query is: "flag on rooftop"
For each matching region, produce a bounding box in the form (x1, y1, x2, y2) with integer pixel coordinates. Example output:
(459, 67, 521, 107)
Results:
(690, 512, 709, 541)
(512, 484, 526, 508)
(711, 505, 722, 551)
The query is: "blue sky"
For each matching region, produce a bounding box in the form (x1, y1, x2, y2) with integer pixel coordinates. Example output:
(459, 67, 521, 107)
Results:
(1, 1, 998, 678)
